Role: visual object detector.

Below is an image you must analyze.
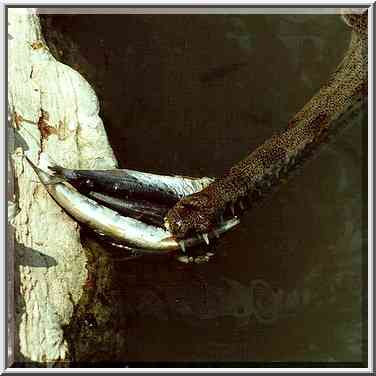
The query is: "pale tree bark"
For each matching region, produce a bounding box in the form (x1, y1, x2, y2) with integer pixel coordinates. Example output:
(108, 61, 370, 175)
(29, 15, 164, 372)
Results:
(8, 8, 118, 364)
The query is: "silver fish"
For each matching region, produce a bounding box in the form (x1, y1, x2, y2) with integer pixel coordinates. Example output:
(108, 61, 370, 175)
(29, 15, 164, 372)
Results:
(49, 165, 215, 204)
(87, 191, 169, 227)
(25, 156, 239, 252)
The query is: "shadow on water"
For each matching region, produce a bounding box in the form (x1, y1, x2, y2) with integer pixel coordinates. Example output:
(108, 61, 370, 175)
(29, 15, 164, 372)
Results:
(40, 13, 367, 366)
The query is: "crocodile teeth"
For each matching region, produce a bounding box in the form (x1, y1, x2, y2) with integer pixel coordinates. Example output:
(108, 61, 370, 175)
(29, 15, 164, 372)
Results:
(202, 233, 210, 245)
(179, 240, 186, 253)
(176, 255, 192, 264)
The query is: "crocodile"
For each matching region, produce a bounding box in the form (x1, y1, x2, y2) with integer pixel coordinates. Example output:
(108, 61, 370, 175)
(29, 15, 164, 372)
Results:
(164, 11, 368, 239)
(29, 11, 368, 254)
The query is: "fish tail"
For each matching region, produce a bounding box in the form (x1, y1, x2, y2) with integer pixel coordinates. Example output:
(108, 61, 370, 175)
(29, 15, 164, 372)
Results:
(24, 156, 66, 185)
(48, 165, 78, 181)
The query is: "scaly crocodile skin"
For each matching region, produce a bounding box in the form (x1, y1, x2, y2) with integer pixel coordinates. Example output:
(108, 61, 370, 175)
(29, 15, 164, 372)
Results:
(165, 11, 368, 239)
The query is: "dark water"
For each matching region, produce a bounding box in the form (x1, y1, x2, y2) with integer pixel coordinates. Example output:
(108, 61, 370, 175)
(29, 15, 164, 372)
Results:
(42, 14, 367, 366)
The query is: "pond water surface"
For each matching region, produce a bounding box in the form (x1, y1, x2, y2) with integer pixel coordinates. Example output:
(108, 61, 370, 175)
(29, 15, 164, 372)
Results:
(43, 12, 367, 366)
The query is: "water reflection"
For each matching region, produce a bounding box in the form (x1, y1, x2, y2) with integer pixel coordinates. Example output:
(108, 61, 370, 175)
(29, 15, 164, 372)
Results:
(121, 275, 312, 325)
(113, 108, 365, 364)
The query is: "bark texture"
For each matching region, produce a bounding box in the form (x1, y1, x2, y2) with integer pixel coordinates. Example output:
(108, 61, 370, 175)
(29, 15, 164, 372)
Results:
(8, 8, 117, 364)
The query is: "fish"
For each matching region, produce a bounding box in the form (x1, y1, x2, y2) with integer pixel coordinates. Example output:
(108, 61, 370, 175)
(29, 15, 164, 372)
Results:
(49, 165, 214, 205)
(87, 191, 169, 227)
(25, 156, 240, 253)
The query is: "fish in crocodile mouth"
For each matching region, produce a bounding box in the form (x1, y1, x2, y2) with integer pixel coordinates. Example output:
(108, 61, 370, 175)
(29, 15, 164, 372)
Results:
(25, 155, 240, 256)
(24, 11, 367, 257)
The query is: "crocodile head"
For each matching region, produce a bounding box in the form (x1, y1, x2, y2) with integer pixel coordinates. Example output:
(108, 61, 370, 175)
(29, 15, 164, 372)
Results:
(164, 191, 215, 239)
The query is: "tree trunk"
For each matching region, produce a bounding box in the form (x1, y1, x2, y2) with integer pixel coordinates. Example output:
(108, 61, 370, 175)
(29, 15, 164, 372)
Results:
(8, 8, 118, 365)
